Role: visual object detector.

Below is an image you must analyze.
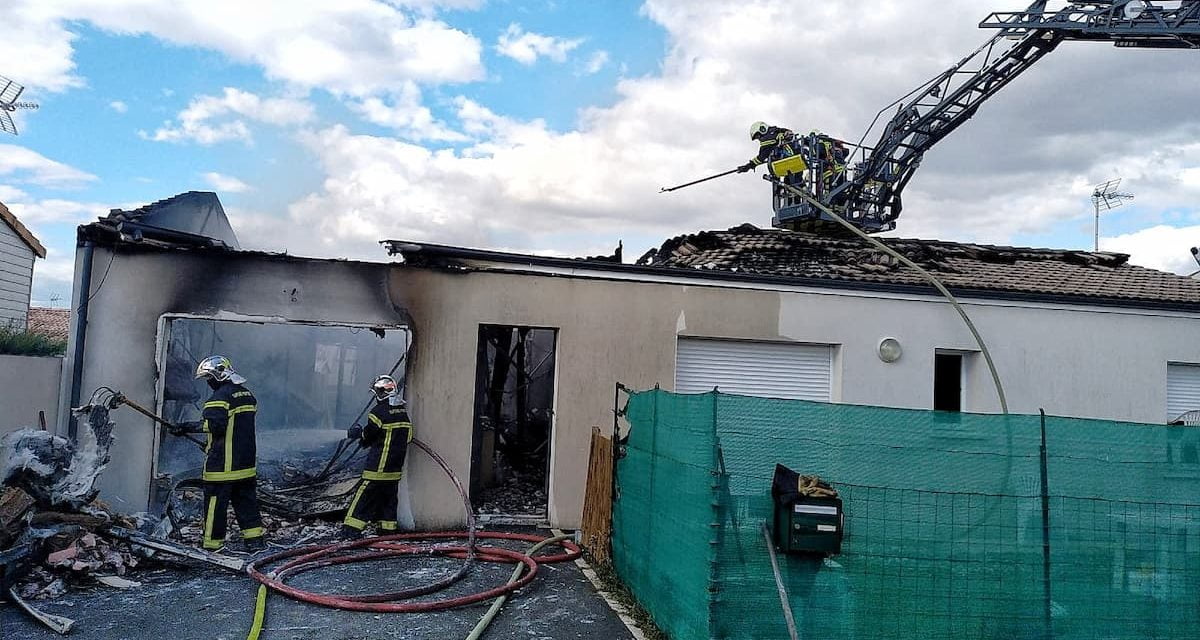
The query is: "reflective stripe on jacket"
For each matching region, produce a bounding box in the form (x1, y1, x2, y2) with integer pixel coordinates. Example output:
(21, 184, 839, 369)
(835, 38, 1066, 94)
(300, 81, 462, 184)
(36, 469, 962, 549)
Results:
(751, 126, 796, 166)
(361, 402, 413, 481)
(201, 382, 258, 482)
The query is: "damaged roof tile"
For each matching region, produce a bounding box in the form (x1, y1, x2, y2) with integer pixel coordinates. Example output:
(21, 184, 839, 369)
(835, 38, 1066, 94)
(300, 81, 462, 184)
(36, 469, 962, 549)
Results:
(636, 224, 1200, 306)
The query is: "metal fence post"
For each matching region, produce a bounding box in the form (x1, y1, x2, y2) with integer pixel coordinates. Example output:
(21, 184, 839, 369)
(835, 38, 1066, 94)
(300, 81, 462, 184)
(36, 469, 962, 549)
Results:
(1039, 409, 1053, 638)
(708, 390, 723, 638)
(644, 384, 660, 580)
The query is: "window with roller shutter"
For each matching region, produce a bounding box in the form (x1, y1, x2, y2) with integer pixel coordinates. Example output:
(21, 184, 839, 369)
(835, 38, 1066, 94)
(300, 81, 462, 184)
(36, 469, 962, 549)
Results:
(674, 337, 833, 402)
(1167, 363, 1200, 423)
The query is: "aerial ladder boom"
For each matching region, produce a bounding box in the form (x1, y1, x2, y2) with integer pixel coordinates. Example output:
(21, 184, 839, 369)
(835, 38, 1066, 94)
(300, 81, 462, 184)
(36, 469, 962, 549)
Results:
(771, 0, 1200, 234)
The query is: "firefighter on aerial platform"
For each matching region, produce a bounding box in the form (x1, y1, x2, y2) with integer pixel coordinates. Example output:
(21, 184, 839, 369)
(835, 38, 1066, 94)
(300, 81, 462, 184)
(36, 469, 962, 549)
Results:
(737, 121, 796, 174)
(814, 132, 850, 196)
(170, 355, 265, 551)
(341, 374, 413, 538)
(737, 122, 850, 202)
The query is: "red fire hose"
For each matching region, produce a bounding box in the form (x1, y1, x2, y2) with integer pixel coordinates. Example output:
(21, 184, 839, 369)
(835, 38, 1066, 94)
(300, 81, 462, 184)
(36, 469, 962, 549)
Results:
(242, 439, 582, 639)
(247, 531, 580, 612)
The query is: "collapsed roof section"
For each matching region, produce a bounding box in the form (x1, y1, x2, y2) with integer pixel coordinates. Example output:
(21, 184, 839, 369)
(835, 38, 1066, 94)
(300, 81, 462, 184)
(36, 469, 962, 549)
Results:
(81, 191, 240, 250)
(635, 224, 1200, 309)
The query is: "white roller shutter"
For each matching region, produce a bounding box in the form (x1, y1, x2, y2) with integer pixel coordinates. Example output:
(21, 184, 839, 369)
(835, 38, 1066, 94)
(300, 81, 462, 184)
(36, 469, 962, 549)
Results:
(675, 338, 832, 401)
(1167, 363, 1200, 422)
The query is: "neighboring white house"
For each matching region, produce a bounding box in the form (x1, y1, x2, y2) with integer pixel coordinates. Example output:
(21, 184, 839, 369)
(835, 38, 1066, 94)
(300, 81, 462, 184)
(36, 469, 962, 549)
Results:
(0, 201, 46, 331)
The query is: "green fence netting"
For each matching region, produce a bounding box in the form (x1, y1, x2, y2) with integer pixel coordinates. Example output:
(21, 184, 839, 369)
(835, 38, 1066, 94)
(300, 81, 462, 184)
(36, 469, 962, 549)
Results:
(611, 388, 1200, 640)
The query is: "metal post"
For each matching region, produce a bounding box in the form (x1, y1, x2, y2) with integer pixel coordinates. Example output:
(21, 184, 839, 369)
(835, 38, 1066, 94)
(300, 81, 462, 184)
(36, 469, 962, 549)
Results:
(762, 523, 800, 640)
(644, 384, 660, 576)
(708, 391, 723, 629)
(1039, 409, 1053, 637)
(1094, 198, 1100, 252)
(67, 241, 96, 440)
(611, 382, 624, 506)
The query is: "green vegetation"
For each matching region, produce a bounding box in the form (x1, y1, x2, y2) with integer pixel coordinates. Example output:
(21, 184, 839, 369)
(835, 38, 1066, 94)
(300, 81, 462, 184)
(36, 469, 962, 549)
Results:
(587, 555, 669, 640)
(0, 326, 67, 357)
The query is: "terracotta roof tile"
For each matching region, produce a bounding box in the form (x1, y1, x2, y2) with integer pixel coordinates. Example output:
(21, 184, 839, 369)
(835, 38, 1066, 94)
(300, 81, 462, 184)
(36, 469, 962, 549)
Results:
(636, 224, 1200, 308)
(27, 307, 69, 341)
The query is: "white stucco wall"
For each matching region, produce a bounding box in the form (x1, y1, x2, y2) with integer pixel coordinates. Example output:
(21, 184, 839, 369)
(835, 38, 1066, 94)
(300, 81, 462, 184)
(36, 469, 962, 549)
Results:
(0, 354, 62, 434)
(390, 264, 1200, 528)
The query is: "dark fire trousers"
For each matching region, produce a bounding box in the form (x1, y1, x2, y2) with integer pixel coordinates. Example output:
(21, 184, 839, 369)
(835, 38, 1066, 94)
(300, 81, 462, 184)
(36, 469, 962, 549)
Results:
(343, 479, 399, 532)
(202, 478, 264, 549)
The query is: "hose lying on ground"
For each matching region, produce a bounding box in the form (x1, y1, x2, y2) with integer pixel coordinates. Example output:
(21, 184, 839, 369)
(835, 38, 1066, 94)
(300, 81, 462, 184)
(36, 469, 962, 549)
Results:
(465, 533, 573, 640)
(243, 439, 581, 640)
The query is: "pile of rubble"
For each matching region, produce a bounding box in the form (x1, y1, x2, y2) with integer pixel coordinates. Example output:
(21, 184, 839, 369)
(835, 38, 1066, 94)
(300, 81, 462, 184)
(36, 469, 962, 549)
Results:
(476, 457, 547, 517)
(13, 511, 149, 601)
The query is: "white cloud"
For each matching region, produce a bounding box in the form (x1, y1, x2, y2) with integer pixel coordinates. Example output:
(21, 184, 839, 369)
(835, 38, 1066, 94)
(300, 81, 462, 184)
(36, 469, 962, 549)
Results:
(349, 82, 468, 142)
(228, 0, 1200, 272)
(144, 87, 314, 145)
(10, 0, 1199, 276)
(0, 145, 97, 188)
(4, 197, 110, 226)
(0, 185, 29, 202)
(0, 7, 82, 92)
(495, 23, 582, 65)
(583, 50, 610, 75)
(1103, 225, 1200, 275)
(202, 171, 252, 193)
(108, 100, 128, 113)
(8, 1, 483, 96)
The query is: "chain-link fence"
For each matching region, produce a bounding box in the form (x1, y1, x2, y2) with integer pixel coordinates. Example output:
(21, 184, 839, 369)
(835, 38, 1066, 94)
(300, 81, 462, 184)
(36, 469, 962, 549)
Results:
(611, 388, 1200, 639)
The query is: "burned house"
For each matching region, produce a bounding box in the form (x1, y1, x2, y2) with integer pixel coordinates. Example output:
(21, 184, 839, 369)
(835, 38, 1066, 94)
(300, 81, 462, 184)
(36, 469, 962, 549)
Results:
(55, 195, 1200, 529)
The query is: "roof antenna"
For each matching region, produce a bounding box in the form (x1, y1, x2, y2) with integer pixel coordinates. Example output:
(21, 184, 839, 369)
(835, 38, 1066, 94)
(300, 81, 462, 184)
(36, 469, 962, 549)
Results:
(0, 74, 39, 136)
(1091, 178, 1134, 252)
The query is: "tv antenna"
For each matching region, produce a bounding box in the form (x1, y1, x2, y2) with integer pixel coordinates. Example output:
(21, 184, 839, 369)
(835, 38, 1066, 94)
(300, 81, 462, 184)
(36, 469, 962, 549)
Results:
(0, 75, 39, 136)
(1091, 178, 1134, 252)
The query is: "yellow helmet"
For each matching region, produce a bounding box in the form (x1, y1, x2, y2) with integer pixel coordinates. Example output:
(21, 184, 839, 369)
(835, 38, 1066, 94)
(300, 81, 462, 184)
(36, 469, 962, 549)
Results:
(750, 121, 769, 140)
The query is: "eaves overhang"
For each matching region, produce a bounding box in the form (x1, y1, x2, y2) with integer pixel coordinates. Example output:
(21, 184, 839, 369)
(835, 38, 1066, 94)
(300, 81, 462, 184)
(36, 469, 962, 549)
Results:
(383, 239, 1200, 315)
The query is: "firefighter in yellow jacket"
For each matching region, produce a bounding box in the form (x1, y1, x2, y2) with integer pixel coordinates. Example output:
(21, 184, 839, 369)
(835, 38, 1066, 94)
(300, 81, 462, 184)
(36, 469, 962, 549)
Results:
(341, 374, 412, 537)
(173, 355, 265, 551)
(738, 121, 797, 173)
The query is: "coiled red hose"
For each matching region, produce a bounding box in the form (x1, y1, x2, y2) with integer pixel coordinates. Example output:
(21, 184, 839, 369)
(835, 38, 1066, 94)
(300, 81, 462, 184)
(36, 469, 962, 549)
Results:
(245, 439, 581, 615)
(246, 531, 581, 613)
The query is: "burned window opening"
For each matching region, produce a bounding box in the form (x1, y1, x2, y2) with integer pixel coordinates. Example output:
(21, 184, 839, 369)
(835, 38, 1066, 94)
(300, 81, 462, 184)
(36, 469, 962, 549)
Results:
(471, 325, 556, 518)
(153, 318, 409, 518)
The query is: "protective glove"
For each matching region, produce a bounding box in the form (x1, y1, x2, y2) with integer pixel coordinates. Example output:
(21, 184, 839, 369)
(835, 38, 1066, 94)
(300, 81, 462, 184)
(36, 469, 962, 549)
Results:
(170, 421, 200, 436)
(737, 162, 756, 173)
(346, 425, 363, 441)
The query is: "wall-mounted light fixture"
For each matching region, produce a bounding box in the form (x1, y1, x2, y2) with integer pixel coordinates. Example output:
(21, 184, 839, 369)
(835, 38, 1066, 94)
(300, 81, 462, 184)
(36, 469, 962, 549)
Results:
(878, 337, 902, 363)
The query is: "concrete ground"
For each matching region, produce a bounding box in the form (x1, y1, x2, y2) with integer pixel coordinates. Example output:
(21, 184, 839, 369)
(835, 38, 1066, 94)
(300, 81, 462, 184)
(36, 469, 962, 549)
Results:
(1, 534, 635, 640)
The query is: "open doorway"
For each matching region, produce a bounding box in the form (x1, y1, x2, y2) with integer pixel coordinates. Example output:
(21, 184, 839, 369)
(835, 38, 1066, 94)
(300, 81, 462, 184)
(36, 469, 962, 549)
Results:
(470, 325, 557, 521)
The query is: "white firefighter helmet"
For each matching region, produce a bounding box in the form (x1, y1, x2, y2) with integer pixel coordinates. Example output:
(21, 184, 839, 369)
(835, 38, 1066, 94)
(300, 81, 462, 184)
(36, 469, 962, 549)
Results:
(371, 374, 400, 402)
(194, 355, 246, 384)
(750, 121, 769, 140)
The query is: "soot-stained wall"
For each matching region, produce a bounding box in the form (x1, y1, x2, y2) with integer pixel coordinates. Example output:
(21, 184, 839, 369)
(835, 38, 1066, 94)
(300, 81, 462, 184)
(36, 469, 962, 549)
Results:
(61, 244, 408, 511)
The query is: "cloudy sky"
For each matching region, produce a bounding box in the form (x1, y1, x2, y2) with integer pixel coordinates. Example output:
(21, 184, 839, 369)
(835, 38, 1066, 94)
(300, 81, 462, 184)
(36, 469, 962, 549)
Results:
(4, 0, 1199, 306)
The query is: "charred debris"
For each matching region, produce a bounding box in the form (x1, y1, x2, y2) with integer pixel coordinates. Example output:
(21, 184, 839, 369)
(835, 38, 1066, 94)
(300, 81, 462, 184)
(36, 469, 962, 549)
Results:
(0, 396, 349, 634)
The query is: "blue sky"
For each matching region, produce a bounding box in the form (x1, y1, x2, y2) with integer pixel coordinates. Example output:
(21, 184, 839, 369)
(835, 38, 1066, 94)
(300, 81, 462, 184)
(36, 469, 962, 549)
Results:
(4, 0, 1199, 307)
